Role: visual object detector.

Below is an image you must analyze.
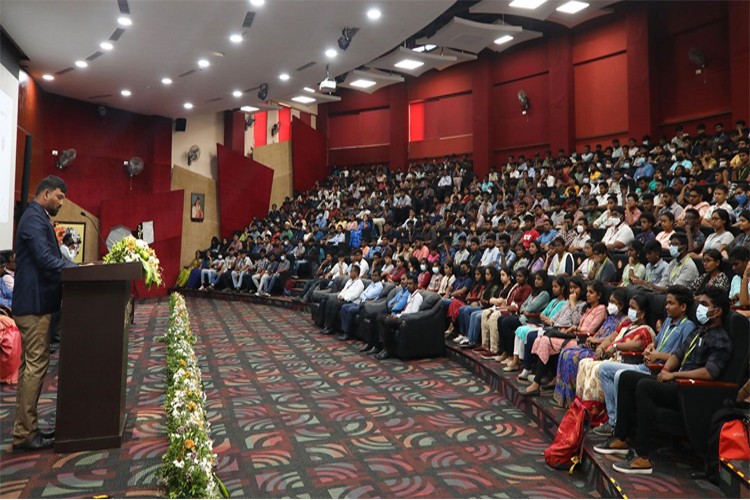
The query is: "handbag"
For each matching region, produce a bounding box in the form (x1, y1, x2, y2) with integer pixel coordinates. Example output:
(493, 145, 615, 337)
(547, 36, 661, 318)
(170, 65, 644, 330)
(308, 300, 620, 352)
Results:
(543, 326, 576, 340)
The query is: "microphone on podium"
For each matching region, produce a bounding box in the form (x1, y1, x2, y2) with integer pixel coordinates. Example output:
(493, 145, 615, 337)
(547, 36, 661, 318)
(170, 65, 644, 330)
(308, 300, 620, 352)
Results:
(80, 211, 108, 257)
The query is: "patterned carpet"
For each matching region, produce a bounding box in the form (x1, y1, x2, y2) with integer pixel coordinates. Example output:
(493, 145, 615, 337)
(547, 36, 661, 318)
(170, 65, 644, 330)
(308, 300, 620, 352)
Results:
(0, 298, 589, 498)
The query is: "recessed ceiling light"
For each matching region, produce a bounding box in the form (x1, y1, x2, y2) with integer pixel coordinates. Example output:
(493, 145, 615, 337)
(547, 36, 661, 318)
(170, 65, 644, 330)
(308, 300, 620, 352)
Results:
(413, 44, 437, 53)
(42, 74, 55, 81)
(75, 60, 88, 68)
(100, 41, 114, 51)
(162, 77, 173, 85)
(232, 90, 243, 97)
(509, 0, 547, 9)
(394, 59, 424, 70)
(303, 87, 316, 93)
(556, 0, 589, 14)
(291, 95, 316, 104)
(367, 8, 381, 20)
(117, 16, 132, 26)
(250, 0, 265, 6)
(229, 33, 243, 44)
(241, 105, 259, 113)
(349, 79, 377, 89)
(494, 35, 514, 45)
(198, 59, 210, 68)
(325, 49, 338, 59)
(279, 73, 290, 81)
(184, 102, 194, 110)
(121, 89, 131, 97)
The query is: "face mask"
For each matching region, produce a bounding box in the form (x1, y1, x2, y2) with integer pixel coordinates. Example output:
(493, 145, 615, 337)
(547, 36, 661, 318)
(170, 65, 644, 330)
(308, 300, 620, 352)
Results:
(737, 194, 748, 205)
(627, 308, 638, 322)
(576, 225, 585, 234)
(719, 161, 727, 167)
(607, 303, 619, 316)
(669, 245, 680, 258)
(280, 256, 285, 261)
(611, 217, 621, 226)
(696, 304, 712, 325)
(420, 264, 427, 272)
(432, 267, 439, 274)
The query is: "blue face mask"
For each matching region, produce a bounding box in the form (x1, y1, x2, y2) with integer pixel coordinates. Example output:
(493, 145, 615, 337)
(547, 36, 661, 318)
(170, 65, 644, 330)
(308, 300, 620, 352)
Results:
(737, 194, 748, 205)
(669, 245, 680, 258)
(627, 308, 638, 322)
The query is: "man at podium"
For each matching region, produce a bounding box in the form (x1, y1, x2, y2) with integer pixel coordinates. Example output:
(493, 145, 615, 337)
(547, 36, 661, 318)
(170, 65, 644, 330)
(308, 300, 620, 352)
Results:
(12, 176, 78, 451)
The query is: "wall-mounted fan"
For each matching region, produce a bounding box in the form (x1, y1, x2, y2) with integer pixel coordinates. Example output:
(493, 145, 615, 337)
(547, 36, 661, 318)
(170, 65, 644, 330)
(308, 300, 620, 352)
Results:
(271, 122, 280, 137)
(245, 115, 255, 130)
(56, 148, 76, 169)
(688, 48, 706, 70)
(187, 144, 201, 166)
(518, 90, 530, 115)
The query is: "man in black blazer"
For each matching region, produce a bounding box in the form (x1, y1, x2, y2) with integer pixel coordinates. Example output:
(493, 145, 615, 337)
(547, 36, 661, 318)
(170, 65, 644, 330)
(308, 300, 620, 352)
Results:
(12, 176, 77, 451)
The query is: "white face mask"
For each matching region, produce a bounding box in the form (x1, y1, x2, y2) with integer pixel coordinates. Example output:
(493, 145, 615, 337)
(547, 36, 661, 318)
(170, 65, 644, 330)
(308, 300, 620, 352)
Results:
(420, 265, 427, 272)
(432, 267, 439, 274)
(607, 303, 619, 316)
(627, 308, 638, 322)
(611, 217, 621, 226)
(696, 304, 712, 325)
(576, 225, 585, 234)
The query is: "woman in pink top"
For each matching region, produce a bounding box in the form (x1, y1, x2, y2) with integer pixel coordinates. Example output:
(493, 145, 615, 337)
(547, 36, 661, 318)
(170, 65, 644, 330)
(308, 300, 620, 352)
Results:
(520, 280, 608, 396)
(655, 212, 676, 250)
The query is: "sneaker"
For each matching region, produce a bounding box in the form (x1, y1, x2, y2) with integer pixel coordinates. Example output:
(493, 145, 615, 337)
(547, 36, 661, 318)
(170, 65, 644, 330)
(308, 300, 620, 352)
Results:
(517, 368, 531, 380)
(593, 423, 614, 436)
(613, 455, 653, 475)
(593, 437, 630, 456)
(459, 338, 472, 346)
(198, 286, 205, 291)
(452, 335, 467, 344)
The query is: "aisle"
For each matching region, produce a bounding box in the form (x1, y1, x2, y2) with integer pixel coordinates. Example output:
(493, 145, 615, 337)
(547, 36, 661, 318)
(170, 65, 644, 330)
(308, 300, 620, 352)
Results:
(0, 298, 586, 498)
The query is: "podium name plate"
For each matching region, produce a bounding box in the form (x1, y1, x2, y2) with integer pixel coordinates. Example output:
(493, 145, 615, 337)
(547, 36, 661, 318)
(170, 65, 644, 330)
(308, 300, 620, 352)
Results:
(55, 261, 143, 453)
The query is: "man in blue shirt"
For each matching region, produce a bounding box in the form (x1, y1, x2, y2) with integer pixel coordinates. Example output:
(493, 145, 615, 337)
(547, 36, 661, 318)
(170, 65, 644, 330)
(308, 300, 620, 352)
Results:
(595, 285, 695, 436)
(536, 220, 558, 250)
(338, 271, 384, 341)
(360, 275, 408, 355)
(13, 176, 78, 451)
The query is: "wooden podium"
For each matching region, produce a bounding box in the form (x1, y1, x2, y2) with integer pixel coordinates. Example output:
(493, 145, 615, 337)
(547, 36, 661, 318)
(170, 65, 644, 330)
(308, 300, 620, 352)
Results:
(55, 261, 143, 453)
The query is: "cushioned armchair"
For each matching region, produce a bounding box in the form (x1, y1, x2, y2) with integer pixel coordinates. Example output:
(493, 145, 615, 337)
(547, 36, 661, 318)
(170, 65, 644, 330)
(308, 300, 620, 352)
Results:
(391, 291, 446, 360)
(357, 285, 401, 341)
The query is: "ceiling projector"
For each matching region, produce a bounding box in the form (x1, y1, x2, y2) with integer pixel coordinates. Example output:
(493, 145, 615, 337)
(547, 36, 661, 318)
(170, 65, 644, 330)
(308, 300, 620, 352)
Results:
(319, 77, 337, 92)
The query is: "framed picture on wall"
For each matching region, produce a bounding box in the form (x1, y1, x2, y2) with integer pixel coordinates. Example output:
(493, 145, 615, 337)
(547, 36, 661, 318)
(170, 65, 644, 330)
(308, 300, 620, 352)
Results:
(191, 193, 205, 222)
(54, 221, 86, 264)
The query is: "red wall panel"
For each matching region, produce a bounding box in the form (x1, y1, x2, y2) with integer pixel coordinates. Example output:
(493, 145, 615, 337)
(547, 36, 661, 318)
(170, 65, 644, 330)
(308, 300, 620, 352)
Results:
(408, 62, 473, 102)
(493, 73, 550, 150)
(278, 107, 292, 142)
(329, 108, 390, 148)
(99, 190, 183, 298)
(655, 19, 731, 125)
(492, 39, 548, 84)
(574, 54, 629, 139)
(572, 16, 627, 64)
(329, 145, 390, 166)
(409, 136, 473, 160)
(409, 102, 424, 142)
(423, 93, 472, 140)
(254, 112, 267, 147)
(217, 144, 274, 238)
(326, 87, 392, 114)
(292, 117, 327, 193)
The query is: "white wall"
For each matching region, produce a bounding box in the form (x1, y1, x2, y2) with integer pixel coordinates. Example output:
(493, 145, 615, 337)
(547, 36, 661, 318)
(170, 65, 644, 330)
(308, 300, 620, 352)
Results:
(171, 111, 224, 179)
(0, 66, 19, 250)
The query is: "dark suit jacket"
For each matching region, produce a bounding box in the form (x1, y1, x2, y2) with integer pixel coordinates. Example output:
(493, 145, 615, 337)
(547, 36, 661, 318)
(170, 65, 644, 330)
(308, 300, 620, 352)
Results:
(12, 201, 77, 316)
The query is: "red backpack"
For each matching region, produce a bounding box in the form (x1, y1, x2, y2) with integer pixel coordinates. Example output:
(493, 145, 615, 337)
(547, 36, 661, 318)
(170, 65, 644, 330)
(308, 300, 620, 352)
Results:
(544, 397, 591, 474)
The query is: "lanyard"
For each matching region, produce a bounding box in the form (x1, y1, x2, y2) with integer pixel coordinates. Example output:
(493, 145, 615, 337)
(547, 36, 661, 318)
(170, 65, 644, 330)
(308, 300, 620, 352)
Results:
(682, 332, 702, 366)
(669, 256, 689, 283)
(658, 317, 685, 351)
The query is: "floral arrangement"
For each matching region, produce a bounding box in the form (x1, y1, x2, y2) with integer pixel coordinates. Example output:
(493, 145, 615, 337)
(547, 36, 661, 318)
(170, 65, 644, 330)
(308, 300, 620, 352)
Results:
(158, 293, 228, 499)
(103, 235, 163, 288)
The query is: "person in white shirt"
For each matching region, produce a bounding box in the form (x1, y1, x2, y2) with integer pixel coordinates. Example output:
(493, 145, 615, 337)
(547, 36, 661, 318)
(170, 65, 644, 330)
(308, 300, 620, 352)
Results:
(346, 249, 370, 278)
(321, 265, 365, 335)
(375, 276, 423, 360)
(592, 196, 619, 229)
(231, 251, 254, 290)
(479, 234, 500, 267)
(602, 207, 635, 251)
(60, 233, 77, 262)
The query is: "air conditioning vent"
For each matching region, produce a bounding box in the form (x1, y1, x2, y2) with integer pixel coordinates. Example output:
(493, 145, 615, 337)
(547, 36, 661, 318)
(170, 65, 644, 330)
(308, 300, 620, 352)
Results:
(242, 11, 256, 29)
(117, 0, 130, 14)
(296, 61, 316, 72)
(86, 51, 103, 61)
(56, 67, 74, 75)
(178, 69, 197, 78)
(110, 28, 126, 41)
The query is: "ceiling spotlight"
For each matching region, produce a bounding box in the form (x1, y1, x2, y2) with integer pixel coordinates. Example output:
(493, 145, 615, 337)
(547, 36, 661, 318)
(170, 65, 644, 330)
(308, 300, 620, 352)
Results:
(229, 33, 243, 44)
(413, 44, 437, 53)
(241, 105, 259, 113)
(303, 87, 316, 93)
(494, 35, 514, 45)
(184, 102, 194, 110)
(394, 59, 423, 70)
(42, 74, 55, 81)
(121, 89, 132, 97)
(338, 27, 359, 51)
(509, 0, 547, 9)
(250, 0, 265, 6)
(162, 77, 173, 85)
(198, 59, 210, 68)
(232, 90, 243, 97)
(556, 0, 589, 14)
(100, 41, 114, 51)
(292, 95, 316, 104)
(75, 60, 88, 68)
(279, 73, 290, 81)
(117, 16, 132, 26)
(349, 79, 376, 89)
(325, 48, 338, 59)
(258, 83, 269, 100)
(367, 8, 381, 20)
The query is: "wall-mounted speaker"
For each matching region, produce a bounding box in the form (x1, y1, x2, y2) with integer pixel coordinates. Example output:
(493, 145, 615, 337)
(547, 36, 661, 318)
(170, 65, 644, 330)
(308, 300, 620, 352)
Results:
(175, 118, 187, 132)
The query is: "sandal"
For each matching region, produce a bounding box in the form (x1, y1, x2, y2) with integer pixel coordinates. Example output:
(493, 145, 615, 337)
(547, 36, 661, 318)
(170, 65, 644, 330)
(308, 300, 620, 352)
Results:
(519, 388, 540, 397)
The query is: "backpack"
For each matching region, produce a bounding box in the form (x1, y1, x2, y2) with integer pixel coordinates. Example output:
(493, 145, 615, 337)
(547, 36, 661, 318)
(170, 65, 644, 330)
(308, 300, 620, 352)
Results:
(705, 399, 750, 484)
(544, 397, 591, 474)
